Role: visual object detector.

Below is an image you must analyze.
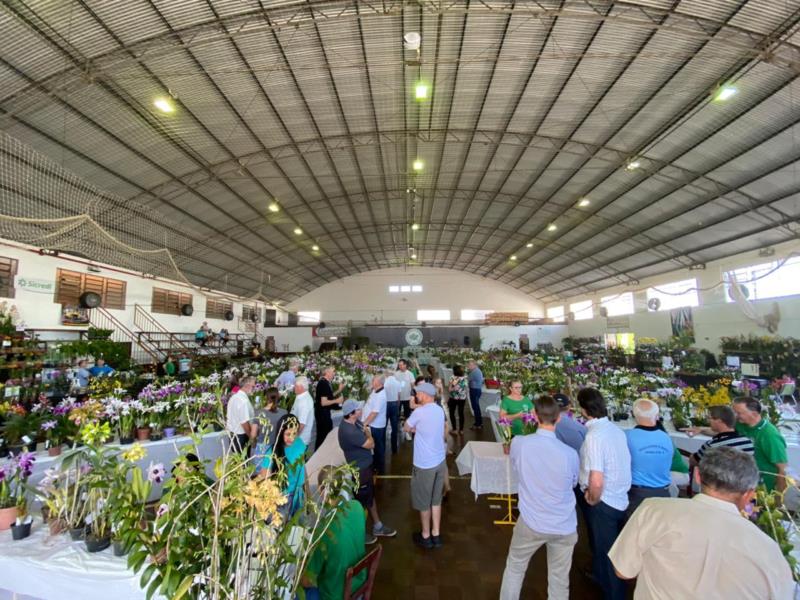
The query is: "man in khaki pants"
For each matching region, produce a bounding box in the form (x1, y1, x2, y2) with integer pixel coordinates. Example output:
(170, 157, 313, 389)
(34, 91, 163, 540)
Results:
(499, 395, 579, 600)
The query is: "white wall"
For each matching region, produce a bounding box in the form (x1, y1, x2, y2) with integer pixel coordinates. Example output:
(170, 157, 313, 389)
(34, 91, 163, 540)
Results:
(286, 267, 545, 324)
(263, 327, 313, 353)
(479, 325, 569, 351)
(547, 241, 800, 352)
(0, 240, 275, 336)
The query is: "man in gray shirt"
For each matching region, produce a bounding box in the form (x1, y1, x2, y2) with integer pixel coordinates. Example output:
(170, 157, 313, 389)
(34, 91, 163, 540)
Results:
(467, 360, 484, 429)
(554, 393, 586, 452)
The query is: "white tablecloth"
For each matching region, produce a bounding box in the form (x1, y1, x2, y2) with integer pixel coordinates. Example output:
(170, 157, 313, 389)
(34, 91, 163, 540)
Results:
(455, 441, 518, 497)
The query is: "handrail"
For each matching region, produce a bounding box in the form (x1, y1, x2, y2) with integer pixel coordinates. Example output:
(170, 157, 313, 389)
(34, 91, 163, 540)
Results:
(89, 307, 160, 364)
(134, 304, 190, 352)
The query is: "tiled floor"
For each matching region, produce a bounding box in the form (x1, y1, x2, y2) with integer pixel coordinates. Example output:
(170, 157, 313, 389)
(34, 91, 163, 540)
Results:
(371, 426, 611, 599)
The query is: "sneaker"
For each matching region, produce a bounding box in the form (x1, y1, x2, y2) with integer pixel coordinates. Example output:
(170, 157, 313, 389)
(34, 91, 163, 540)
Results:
(404, 432, 413, 441)
(412, 532, 434, 549)
(365, 532, 377, 545)
(374, 524, 397, 538)
(431, 535, 443, 548)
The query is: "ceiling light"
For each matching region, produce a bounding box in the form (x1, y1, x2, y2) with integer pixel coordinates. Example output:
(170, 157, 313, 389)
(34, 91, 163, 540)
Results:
(414, 81, 429, 101)
(412, 158, 424, 172)
(526, 242, 533, 248)
(547, 223, 557, 232)
(510, 255, 517, 261)
(578, 197, 591, 208)
(403, 32, 421, 51)
(153, 96, 175, 113)
(713, 84, 738, 102)
(411, 223, 420, 231)
(312, 244, 319, 252)
(268, 201, 280, 213)
(625, 159, 641, 171)
(411, 253, 417, 260)
(293, 227, 303, 235)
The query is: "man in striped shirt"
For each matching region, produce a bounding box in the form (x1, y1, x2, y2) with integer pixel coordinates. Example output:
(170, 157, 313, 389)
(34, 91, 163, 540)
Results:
(689, 405, 754, 469)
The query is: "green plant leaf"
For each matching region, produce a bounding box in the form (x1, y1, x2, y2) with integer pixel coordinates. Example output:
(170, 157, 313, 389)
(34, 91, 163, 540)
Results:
(173, 575, 194, 600)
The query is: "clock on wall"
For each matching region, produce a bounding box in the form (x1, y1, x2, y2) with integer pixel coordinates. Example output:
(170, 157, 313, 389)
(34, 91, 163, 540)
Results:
(405, 328, 423, 347)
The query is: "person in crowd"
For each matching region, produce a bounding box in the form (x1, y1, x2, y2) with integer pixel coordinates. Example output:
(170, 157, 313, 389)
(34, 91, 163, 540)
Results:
(404, 382, 447, 549)
(260, 413, 306, 516)
(338, 399, 396, 544)
(89, 357, 115, 377)
(226, 375, 255, 454)
(499, 380, 533, 437)
(447, 364, 469, 435)
(163, 355, 176, 377)
(467, 359, 484, 430)
(362, 374, 388, 475)
(218, 328, 229, 347)
(395, 359, 416, 424)
(301, 466, 367, 600)
(291, 376, 316, 451)
(315, 366, 345, 449)
(554, 392, 586, 451)
(74, 359, 91, 388)
(577, 387, 631, 600)
(251, 386, 287, 473)
(177, 353, 192, 378)
(275, 360, 299, 390)
(384, 367, 402, 454)
(733, 397, 788, 491)
(688, 405, 754, 471)
(251, 343, 263, 361)
(426, 364, 445, 402)
(500, 395, 579, 600)
(609, 447, 794, 599)
(625, 399, 674, 516)
(195, 325, 207, 347)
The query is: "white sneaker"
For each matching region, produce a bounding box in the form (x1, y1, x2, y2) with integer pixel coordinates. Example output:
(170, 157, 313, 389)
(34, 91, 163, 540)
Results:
(404, 431, 412, 442)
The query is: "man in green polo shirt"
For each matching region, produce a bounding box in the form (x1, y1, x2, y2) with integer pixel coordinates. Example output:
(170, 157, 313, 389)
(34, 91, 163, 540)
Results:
(732, 397, 787, 492)
(302, 468, 367, 599)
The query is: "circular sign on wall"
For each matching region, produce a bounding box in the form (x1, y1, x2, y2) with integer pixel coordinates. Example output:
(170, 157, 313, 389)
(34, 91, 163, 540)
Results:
(405, 328, 423, 347)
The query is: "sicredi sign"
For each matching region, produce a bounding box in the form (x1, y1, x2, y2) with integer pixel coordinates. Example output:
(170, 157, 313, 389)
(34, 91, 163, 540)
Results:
(16, 277, 55, 293)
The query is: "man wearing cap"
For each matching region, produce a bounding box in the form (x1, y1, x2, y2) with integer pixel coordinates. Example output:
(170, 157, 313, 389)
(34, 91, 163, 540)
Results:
(363, 375, 388, 475)
(404, 381, 448, 549)
(338, 399, 397, 544)
(554, 393, 587, 452)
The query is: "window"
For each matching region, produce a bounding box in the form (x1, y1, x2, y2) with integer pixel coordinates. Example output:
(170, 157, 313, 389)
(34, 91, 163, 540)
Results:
(417, 309, 450, 321)
(601, 292, 634, 317)
(569, 300, 593, 320)
(0, 257, 18, 298)
(298, 311, 320, 324)
(460, 309, 494, 321)
(646, 278, 699, 311)
(152, 287, 192, 315)
(206, 298, 233, 320)
(388, 284, 422, 293)
(724, 257, 800, 302)
(546, 305, 565, 323)
(55, 269, 126, 310)
(242, 305, 261, 322)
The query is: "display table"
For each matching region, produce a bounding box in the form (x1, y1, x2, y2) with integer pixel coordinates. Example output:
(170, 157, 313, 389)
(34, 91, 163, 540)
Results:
(455, 441, 517, 525)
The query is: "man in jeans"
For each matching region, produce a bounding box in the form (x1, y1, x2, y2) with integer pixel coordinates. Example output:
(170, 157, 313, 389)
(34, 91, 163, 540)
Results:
(500, 395, 579, 600)
(467, 359, 484, 430)
(362, 375, 388, 475)
(384, 368, 402, 454)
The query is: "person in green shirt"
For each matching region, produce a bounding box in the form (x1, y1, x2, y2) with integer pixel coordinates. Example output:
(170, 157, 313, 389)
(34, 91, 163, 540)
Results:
(499, 380, 534, 437)
(163, 355, 176, 377)
(302, 467, 367, 600)
(733, 397, 787, 492)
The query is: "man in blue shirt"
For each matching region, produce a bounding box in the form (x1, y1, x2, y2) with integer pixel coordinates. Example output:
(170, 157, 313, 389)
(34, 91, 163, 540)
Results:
(74, 359, 91, 388)
(275, 360, 299, 390)
(500, 395, 579, 600)
(467, 360, 484, 430)
(89, 358, 115, 378)
(625, 398, 673, 516)
(554, 393, 586, 451)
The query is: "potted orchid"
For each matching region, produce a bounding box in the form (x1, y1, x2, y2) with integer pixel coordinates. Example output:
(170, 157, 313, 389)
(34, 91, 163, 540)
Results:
(40, 418, 66, 456)
(521, 411, 538, 435)
(0, 451, 35, 530)
(497, 417, 513, 454)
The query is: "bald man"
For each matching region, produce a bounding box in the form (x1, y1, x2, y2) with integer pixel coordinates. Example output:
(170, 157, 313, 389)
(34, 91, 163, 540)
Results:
(624, 399, 673, 516)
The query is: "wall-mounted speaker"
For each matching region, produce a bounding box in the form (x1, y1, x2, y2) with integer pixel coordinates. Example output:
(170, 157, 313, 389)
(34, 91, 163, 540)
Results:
(180, 303, 194, 316)
(224, 310, 234, 321)
(79, 292, 102, 309)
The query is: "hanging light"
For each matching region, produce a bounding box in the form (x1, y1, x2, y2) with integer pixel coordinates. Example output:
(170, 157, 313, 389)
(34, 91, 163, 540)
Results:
(510, 255, 517, 261)
(625, 159, 641, 172)
(268, 201, 280, 213)
(403, 32, 421, 51)
(411, 223, 420, 231)
(547, 223, 557, 232)
(153, 96, 175, 113)
(312, 244, 320, 252)
(293, 227, 303, 235)
(713, 84, 738, 102)
(578, 197, 591, 208)
(414, 81, 429, 101)
(411, 253, 417, 260)
(526, 242, 533, 248)
(412, 158, 424, 172)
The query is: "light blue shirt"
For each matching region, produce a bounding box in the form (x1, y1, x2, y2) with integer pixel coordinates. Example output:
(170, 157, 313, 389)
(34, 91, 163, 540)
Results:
(510, 428, 579, 535)
(555, 414, 587, 452)
(275, 370, 296, 389)
(626, 425, 673, 488)
(75, 368, 91, 388)
(468, 367, 484, 389)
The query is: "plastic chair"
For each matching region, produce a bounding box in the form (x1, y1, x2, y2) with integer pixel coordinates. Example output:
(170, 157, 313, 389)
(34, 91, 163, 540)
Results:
(343, 544, 383, 600)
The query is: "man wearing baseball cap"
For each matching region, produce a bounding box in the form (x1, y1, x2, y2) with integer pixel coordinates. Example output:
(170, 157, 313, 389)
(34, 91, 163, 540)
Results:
(404, 381, 448, 549)
(338, 399, 396, 544)
(554, 392, 586, 453)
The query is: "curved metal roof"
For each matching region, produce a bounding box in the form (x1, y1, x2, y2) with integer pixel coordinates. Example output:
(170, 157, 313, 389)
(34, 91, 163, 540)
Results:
(1, 0, 799, 303)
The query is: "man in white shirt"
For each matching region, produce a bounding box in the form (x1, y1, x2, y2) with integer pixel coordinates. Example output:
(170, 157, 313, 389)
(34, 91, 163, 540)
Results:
(394, 359, 416, 421)
(577, 387, 631, 600)
(363, 374, 388, 474)
(291, 376, 315, 451)
(610, 446, 794, 599)
(275, 360, 299, 390)
(383, 368, 402, 454)
(404, 382, 447, 549)
(226, 375, 255, 454)
(500, 395, 579, 600)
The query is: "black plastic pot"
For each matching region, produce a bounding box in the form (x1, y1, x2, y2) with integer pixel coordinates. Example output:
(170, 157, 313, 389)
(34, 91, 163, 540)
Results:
(85, 535, 111, 553)
(119, 436, 135, 445)
(149, 432, 163, 442)
(69, 526, 86, 541)
(112, 539, 129, 557)
(11, 521, 32, 540)
(213, 423, 223, 432)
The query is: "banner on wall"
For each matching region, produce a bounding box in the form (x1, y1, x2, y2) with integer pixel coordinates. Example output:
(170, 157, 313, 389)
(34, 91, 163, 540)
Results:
(61, 304, 90, 326)
(670, 307, 695, 341)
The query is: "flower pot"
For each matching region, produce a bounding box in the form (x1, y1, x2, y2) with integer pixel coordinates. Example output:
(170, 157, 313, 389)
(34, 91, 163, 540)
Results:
(163, 427, 176, 438)
(6, 444, 24, 456)
(49, 519, 67, 536)
(112, 539, 129, 557)
(213, 423, 223, 432)
(85, 535, 111, 553)
(11, 521, 32, 540)
(119, 436, 135, 445)
(48, 445, 63, 457)
(136, 427, 151, 441)
(0, 506, 18, 530)
(69, 526, 86, 541)
(502, 443, 511, 455)
(41, 505, 50, 523)
(150, 432, 163, 441)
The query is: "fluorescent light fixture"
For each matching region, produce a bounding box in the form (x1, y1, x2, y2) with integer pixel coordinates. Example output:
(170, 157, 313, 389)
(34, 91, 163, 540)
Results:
(547, 223, 557, 232)
(311, 244, 319, 251)
(415, 81, 429, 100)
(293, 227, 303, 235)
(412, 159, 424, 172)
(625, 159, 641, 171)
(153, 97, 175, 113)
(526, 242, 533, 248)
(268, 202, 280, 213)
(714, 85, 737, 102)
(510, 255, 517, 261)
(411, 223, 420, 231)
(578, 197, 591, 207)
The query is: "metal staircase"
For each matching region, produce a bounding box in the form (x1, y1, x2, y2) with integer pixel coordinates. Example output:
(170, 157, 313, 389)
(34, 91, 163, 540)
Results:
(133, 304, 191, 359)
(88, 307, 160, 364)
